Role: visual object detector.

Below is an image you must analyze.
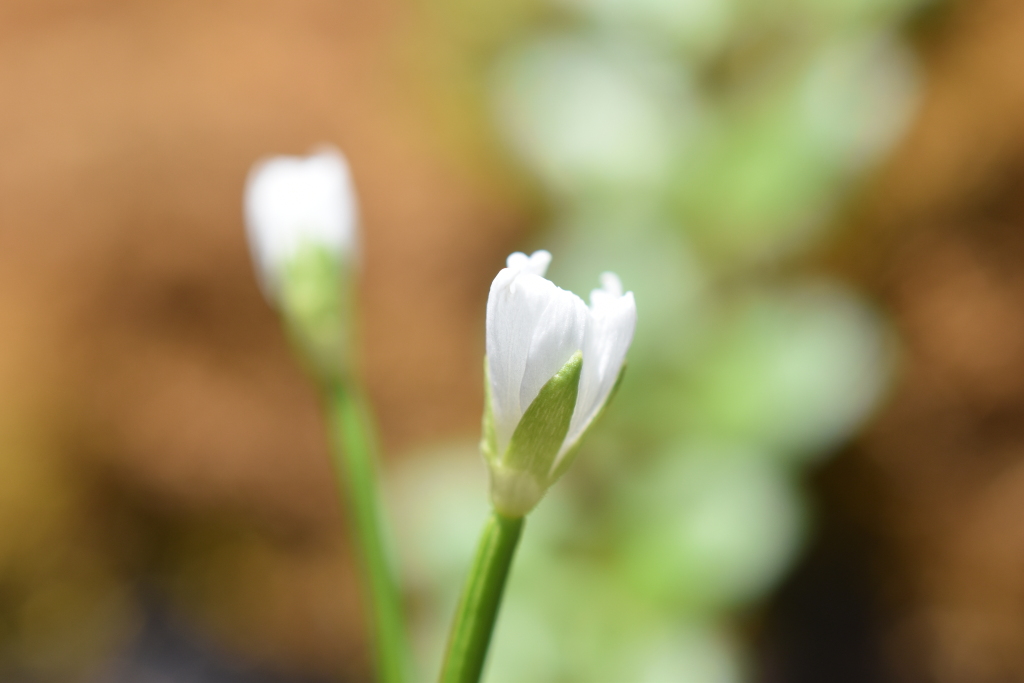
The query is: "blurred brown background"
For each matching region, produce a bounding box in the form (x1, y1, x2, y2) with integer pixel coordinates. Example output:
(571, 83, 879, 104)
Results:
(829, 0, 1024, 679)
(3, 0, 1024, 681)
(0, 1, 526, 680)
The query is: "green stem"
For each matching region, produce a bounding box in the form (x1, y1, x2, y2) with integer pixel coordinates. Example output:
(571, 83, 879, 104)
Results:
(327, 383, 410, 683)
(439, 511, 525, 683)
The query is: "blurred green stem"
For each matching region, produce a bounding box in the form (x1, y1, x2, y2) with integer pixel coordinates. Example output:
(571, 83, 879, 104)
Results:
(328, 383, 410, 683)
(439, 511, 524, 683)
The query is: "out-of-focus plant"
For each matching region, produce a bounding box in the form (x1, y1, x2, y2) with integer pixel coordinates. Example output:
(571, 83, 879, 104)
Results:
(244, 148, 410, 683)
(394, 0, 923, 680)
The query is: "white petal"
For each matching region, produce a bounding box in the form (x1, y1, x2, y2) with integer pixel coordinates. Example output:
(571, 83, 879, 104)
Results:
(486, 261, 587, 455)
(244, 147, 358, 296)
(505, 250, 552, 276)
(594, 271, 623, 299)
(518, 277, 588, 411)
(557, 274, 636, 462)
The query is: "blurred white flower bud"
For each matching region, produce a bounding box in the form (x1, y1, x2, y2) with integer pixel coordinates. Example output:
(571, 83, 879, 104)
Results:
(244, 147, 358, 299)
(483, 250, 636, 516)
(243, 147, 359, 381)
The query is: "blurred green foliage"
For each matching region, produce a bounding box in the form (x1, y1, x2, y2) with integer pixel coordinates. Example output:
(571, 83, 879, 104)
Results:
(396, 0, 927, 679)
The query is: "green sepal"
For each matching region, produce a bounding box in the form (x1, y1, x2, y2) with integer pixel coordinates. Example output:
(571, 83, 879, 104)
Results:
(548, 363, 626, 483)
(279, 242, 351, 383)
(503, 352, 583, 486)
(481, 357, 498, 465)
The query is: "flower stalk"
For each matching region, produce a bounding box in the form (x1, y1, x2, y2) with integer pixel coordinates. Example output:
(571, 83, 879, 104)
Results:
(439, 512, 524, 683)
(328, 383, 411, 683)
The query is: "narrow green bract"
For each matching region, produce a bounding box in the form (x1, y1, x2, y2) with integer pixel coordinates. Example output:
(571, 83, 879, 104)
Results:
(481, 357, 498, 463)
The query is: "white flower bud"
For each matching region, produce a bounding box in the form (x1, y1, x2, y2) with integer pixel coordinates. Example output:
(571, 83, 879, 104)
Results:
(243, 147, 359, 381)
(244, 147, 358, 299)
(483, 251, 636, 516)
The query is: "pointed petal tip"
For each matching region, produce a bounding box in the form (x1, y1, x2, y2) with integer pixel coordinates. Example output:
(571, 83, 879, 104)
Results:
(505, 250, 552, 276)
(590, 272, 634, 311)
(526, 250, 552, 276)
(506, 251, 530, 269)
(599, 271, 623, 297)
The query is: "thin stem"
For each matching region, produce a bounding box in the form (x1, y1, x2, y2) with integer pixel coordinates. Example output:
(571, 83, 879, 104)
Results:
(439, 511, 525, 683)
(327, 383, 410, 683)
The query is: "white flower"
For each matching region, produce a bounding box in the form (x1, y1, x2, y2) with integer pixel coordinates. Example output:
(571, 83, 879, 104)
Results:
(244, 146, 358, 298)
(484, 250, 636, 515)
